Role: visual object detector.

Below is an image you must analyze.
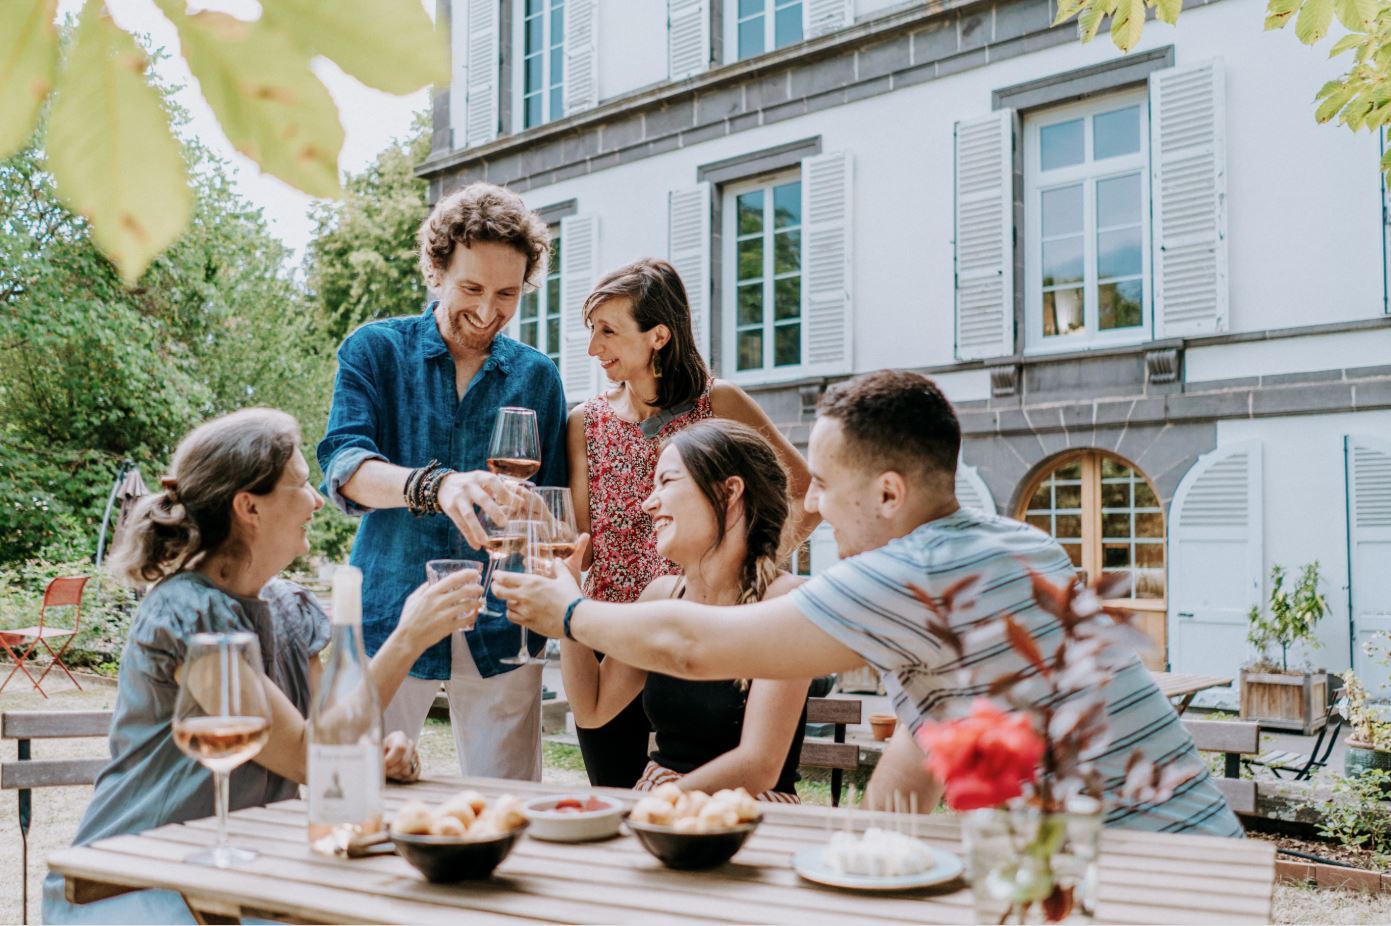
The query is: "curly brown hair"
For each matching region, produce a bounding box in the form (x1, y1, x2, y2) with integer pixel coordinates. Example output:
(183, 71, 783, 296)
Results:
(418, 182, 551, 289)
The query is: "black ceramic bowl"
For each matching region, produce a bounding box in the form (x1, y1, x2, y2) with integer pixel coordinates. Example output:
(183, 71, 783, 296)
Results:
(391, 823, 527, 883)
(626, 818, 760, 870)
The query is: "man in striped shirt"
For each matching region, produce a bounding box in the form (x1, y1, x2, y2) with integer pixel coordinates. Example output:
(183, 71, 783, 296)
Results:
(496, 371, 1240, 836)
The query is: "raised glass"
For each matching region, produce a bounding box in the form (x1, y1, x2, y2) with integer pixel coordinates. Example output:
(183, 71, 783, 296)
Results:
(486, 407, 542, 482)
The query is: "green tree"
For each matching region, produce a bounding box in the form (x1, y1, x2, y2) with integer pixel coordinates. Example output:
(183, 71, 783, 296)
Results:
(305, 113, 432, 344)
(1055, 0, 1391, 172)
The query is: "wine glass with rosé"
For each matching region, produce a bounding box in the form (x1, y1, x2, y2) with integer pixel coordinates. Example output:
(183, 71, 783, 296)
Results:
(172, 632, 273, 868)
(485, 407, 541, 482)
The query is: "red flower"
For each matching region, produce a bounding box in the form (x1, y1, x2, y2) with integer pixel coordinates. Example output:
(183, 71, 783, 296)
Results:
(915, 699, 1045, 811)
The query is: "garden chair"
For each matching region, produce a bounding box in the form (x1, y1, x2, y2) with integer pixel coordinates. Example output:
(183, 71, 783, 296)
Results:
(0, 576, 90, 698)
(1, 709, 112, 924)
(1181, 717, 1261, 814)
(800, 696, 862, 807)
(1242, 699, 1345, 781)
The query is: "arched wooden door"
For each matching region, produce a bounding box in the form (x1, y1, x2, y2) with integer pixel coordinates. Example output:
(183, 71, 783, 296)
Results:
(1014, 450, 1168, 669)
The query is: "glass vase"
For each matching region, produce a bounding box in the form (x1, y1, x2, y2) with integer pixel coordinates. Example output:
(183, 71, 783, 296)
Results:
(961, 799, 1102, 925)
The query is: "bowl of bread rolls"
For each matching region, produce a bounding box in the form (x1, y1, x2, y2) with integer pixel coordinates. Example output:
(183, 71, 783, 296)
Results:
(388, 791, 528, 882)
(625, 783, 762, 870)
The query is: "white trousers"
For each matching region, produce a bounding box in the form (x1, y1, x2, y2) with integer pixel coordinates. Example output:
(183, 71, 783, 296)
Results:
(383, 631, 543, 781)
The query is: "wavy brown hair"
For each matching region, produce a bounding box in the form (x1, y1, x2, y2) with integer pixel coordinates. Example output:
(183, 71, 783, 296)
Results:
(109, 409, 301, 588)
(584, 258, 709, 409)
(418, 182, 551, 289)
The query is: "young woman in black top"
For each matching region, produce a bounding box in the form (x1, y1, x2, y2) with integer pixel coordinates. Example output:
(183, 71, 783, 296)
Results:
(560, 420, 811, 800)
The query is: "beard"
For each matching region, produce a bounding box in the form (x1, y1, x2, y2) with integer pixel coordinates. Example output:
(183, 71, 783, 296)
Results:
(441, 306, 505, 353)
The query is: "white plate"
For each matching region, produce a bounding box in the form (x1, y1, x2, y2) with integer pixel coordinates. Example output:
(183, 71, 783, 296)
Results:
(792, 844, 964, 891)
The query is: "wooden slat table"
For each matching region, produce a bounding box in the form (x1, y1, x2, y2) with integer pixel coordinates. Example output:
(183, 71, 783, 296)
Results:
(47, 776, 1273, 925)
(1151, 671, 1234, 714)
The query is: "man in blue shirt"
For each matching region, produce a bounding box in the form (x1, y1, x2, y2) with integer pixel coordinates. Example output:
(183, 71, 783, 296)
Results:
(318, 183, 568, 780)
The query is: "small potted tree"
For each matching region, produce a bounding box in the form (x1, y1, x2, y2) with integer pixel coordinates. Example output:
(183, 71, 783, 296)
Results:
(1343, 632, 1391, 787)
(1240, 562, 1331, 734)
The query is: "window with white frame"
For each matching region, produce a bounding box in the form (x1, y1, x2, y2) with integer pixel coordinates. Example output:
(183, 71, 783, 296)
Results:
(732, 0, 803, 60)
(520, 0, 564, 129)
(726, 174, 803, 374)
(517, 232, 562, 365)
(1024, 91, 1150, 351)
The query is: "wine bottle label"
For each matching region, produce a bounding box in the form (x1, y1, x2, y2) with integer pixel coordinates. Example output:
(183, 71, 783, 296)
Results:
(308, 743, 382, 824)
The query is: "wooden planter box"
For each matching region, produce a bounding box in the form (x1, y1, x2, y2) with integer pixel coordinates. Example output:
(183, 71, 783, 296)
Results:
(1239, 669, 1328, 735)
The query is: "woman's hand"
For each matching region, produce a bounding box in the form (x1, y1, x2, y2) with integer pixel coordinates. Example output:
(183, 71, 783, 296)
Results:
(394, 567, 483, 653)
(493, 534, 587, 639)
(384, 731, 420, 782)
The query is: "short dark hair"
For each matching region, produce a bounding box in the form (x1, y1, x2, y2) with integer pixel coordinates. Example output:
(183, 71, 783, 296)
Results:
(418, 183, 551, 289)
(816, 370, 960, 486)
(583, 258, 709, 409)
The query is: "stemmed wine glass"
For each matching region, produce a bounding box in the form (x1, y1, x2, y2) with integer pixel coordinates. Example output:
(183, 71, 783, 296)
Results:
(499, 486, 578, 666)
(172, 632, 273, 868)
(486, 407, 541, 482)
(475, 492, 529, 619)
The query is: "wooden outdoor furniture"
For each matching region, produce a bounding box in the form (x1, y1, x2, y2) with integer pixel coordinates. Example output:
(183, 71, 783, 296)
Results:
(1244, 699, 1345, 781)
(46, 776, 1275, 924)
(1151, 671, 1233, 714)
(0, 576, 90, 697)
(2, 710, 113, 924)
(799, 697, 861, 807)
(1181, 717, 1261, 815)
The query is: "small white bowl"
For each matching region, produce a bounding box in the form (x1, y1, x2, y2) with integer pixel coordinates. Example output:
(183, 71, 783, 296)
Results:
(521, 794, 626, 843)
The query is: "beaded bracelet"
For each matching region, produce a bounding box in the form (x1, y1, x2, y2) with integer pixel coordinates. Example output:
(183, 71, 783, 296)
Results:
(405, 460, 445, 515)
(421, 466, 452, 515)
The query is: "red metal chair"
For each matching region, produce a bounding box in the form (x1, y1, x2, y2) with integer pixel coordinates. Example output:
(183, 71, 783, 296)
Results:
(0, 577, 90, 698)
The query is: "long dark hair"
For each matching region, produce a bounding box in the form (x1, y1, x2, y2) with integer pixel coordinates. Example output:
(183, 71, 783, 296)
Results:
(583, 258, 709, 409)
(109, 408, 301, 588)
(665, 420, 789, 607)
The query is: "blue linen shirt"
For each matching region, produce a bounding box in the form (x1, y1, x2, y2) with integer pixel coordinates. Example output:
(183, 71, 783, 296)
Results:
(316, 304, 568, 680)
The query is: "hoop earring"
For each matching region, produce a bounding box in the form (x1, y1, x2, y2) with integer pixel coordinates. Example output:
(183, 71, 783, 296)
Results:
(651, 351, 663, 379)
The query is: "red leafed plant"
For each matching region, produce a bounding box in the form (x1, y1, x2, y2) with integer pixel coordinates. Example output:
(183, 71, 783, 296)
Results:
(910, 570, 1193, 815)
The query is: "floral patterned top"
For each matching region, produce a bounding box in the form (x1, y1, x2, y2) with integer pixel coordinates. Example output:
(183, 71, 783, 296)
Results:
(583, 382, 714, 602)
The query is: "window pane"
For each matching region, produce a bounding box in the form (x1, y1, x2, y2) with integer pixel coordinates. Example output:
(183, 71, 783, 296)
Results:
(737, 191, 763, 235)
(551, 235, 562, 271)
(1042, 236, 1083, 286)
(520, 292, 538, 321)
(738, 284, 763, 326)
(1103, 543, 1131, 568)
(1040, 118, 1084, 171)
(738, 17, 765, 58)
(1096, 173, 1141, 228)
(774, 276, 800, 320)
(1135, 511, 1164, 538)
(774, 4, 803, 48)
(1134, 481, 1158, 507)
(773, 181, 801, 227)
(1057, 461, 1082, 480)
(738, 238, 763, 280)
(1102, 512, 1130, 538)
(1093, 105, 1140, 160)
(526, 0, 544, 15)
(1061, 542, 1083, 568)
(551, 46, 564, 83)
(546, 277, 560, 310)
(524, 56, 542, 92)
(525, 94, 542, 128)
(1100, 457, 1126, 478)
(1097, 227, 1141, 279)
(1029, 485, 1051, 510)
(552, 2, 564, 38)
(546, 316, 560, 358)
(774, 229, 800, 274)
(1027, 513, 1050, 533)
(1135, 542, 1164, 568)
(1101, 480, 1129, 508)
(525, 17, 544, 54)
(1054, 514, 1082, 539)
(1043, 288, 1084, 337)
(520, 319, 538, 347)
(1098, 279, 1143, 330)
(739, 0, 763, 15)
(738, 330, 764, 371)
(774, 323, 800, 365)
(1135, 570, 1165, 599)
(1054, 482, 1081, 510)
(550, 86, 563, 119)
(1041, 185, 1083, 236)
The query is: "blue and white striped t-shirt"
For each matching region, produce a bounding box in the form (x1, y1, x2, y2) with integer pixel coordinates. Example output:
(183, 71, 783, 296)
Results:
(791, 507, 1242, 837)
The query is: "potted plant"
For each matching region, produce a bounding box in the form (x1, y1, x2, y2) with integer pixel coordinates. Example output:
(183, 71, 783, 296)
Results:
(1240, 562, 1331, 734)
(1342, 631, 1391, 788)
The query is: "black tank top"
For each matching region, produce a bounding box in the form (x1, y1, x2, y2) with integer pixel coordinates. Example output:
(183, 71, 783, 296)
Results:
(641, 582, 808, 794)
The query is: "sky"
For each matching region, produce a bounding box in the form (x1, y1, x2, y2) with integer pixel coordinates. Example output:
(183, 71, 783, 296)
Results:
(54, 0, 432, 263)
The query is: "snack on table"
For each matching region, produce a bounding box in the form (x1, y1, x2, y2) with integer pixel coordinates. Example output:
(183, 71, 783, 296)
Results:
(389, 792, 528, 840)
(628, 786, 760, 832)
(822, 827, 936, 878)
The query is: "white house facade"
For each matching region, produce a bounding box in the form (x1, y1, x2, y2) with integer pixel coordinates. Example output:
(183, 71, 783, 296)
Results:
(419, 0, 1391, 703)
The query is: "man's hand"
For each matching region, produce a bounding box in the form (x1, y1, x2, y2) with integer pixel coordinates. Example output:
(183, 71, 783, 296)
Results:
(436, 471, 512, 547)
(384, 731, 419, 782)
(493, 533, 587, 638)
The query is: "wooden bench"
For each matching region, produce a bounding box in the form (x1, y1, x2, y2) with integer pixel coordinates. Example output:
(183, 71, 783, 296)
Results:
(800, 697, 861, 807)
(2, 710, 112, 924)
(1181, 717, 1260, 815)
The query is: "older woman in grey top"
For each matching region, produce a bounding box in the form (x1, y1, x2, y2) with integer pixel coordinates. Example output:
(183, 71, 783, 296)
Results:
(44, 408, 487, 924)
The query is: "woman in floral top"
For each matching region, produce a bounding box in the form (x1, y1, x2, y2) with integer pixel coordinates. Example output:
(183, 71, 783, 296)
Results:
(567, 258, 815, 786)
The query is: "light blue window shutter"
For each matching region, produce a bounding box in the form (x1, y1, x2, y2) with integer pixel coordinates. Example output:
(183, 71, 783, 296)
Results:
(1150, 61, 1227, 338)
(805, 0, 852, 38)
(801, 150, 853, 376)
(668, 183, 713, 363)
(464, 0, 499, 146)
(564, 0, 598, 115)
(953, 110, 1014, 360)
(668, 0, 709, 80)
(560, 214, 600, 401)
